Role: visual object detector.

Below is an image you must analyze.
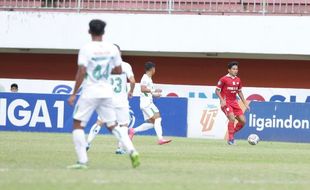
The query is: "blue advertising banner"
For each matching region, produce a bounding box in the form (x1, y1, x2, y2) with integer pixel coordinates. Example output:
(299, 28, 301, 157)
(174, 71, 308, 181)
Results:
(0, 93, 188, 137)
(235, 101, 310, 143)
(129, 97, 188, 137)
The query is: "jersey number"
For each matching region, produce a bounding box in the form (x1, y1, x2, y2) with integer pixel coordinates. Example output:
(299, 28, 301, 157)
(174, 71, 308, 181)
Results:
(93, 64, 110, 80)
(110, 77, 122, 93)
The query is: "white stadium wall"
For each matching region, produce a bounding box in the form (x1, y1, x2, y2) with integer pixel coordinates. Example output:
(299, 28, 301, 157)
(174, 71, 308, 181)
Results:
(1, 11, 310, 59)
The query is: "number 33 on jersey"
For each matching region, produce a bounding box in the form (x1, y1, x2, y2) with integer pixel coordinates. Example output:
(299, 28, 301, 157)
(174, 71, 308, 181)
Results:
(110, 62, 134, 108)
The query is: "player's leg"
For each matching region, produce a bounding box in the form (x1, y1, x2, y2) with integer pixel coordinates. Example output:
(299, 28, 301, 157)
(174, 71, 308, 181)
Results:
(98, 99, 140, 168)
(235, 114, 246, 133)
(132, 106, 155, 134)
(68, 98, 96, 169)
(115, 107, 131, 155)
(226, 114, 236, 144)
(109, 122, 140, 168)
(86, 119, 104, 151)
(132, 122, 154, 133)
(153, 114, 163, 140)
(233, 103, 246, 133)
(149, 104, 172, 145)
(115, 142, 126, 154)
(222, 105, 236, 145)
(68, 120, 88, 169)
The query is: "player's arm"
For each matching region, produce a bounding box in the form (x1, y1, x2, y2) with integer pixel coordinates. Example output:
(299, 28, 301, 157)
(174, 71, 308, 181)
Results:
(68, 47, 87, 106)
(112, 66, 122, 74)
(128, 76, 135, 98)
(68, 66, 86, 106)
(141, 85, 161, 97)
(152, 89, 162, 98)
(125, 64, 136, 98)
(215, 78, 226, 107)
(238, 91, 250, 111)
(215, 88, 226, 108)
(111, 46, 123, 74)
(237, 80, 250, 111)
(141, 85, 151, 93)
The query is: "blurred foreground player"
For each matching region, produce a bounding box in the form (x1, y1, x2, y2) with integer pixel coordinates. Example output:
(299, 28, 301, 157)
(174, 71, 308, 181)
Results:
(67, 19, 140, 169)
(87, 44, 136, 155)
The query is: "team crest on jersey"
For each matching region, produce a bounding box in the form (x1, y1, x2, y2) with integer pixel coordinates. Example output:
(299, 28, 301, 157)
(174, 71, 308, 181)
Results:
(233, 81, 236, 85)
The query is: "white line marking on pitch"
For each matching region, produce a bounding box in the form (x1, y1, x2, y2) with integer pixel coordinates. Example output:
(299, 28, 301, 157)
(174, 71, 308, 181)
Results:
(0, 168, 9, 172)
(92, 179, 109, 184)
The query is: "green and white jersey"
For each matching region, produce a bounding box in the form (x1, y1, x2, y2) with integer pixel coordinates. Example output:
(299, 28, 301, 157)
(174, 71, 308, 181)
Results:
(140, 74, 155, 108)
(110, 62, 134, 108)
(78, 41, 122, 98)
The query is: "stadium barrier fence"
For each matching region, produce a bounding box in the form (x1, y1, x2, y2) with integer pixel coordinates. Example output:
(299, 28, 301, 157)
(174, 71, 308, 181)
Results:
(1, 0, 309, 15)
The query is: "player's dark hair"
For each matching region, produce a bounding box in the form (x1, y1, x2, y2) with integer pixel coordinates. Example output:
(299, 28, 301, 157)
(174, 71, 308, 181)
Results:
(145, 61, 156, 72)
(89, 19, 106, 36)
(114, 44, 121, 51)
(11, 83, 18, 89)
(228, 61, 239, 69)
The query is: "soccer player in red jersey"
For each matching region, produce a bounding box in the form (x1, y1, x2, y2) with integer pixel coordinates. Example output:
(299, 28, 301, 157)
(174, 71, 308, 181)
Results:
(215, 61, 250, 145)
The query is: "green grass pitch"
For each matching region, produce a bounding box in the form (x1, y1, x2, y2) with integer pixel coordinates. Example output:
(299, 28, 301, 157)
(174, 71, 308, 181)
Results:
(1, 131, 310, 190)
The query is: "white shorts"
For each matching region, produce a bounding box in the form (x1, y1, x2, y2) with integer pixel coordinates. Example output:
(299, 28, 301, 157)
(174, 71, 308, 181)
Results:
(97, 106, 130, 126)
(141, 103, 159, 121)
(115, 107, 130, 126)
(73, 97, 116, 127)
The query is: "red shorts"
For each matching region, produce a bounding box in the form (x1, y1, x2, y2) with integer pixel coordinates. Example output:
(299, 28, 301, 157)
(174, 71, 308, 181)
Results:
(221, 101, 243, 116)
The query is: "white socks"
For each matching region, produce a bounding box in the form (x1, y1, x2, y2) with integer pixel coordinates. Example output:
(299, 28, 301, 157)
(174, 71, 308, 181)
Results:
(133, 119, 163, 140)
(118, 141, 125, 150)
(154, 118, 163, 140)
(73, 129, 88, 164)
(87, 123, 102, 144)
(87, 123, 133, 152)
(134, 123, 154, 133)
(112, 126, 136, 153)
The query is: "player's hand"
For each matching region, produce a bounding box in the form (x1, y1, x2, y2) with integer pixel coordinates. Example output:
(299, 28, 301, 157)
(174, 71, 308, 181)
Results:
(128, 91, 133, 99)
(245, 104, 250, 111)
(220, 100, 226, 108)
(155, 89, 162, 93)
(68, 94, 76, 106)
(153, 92, 162, 98)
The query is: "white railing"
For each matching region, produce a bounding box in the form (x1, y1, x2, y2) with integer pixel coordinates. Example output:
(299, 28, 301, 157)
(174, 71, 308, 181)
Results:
(0, 0, 310, 15)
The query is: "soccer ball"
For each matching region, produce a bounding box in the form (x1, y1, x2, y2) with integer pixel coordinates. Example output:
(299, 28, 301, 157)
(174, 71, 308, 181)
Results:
(248, 134, 260, 145)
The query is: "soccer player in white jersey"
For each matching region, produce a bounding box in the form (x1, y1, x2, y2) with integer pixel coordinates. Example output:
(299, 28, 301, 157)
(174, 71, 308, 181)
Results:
(87, 44, 136, 154)
(129, 62, 172, 145)
(67, 19, 140, 169)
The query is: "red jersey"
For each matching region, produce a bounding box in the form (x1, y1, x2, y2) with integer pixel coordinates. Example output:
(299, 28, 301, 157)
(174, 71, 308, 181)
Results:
(216, 74, 242, 103)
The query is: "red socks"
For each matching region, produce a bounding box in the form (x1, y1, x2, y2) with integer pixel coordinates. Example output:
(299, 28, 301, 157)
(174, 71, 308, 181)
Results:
(228, 121, 235, 140)
(235, 122, 244, 133)
(227, 122, 244, 140)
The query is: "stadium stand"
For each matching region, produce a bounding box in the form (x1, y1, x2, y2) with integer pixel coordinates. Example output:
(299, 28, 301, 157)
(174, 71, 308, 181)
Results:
(0, 0, 310, 15)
